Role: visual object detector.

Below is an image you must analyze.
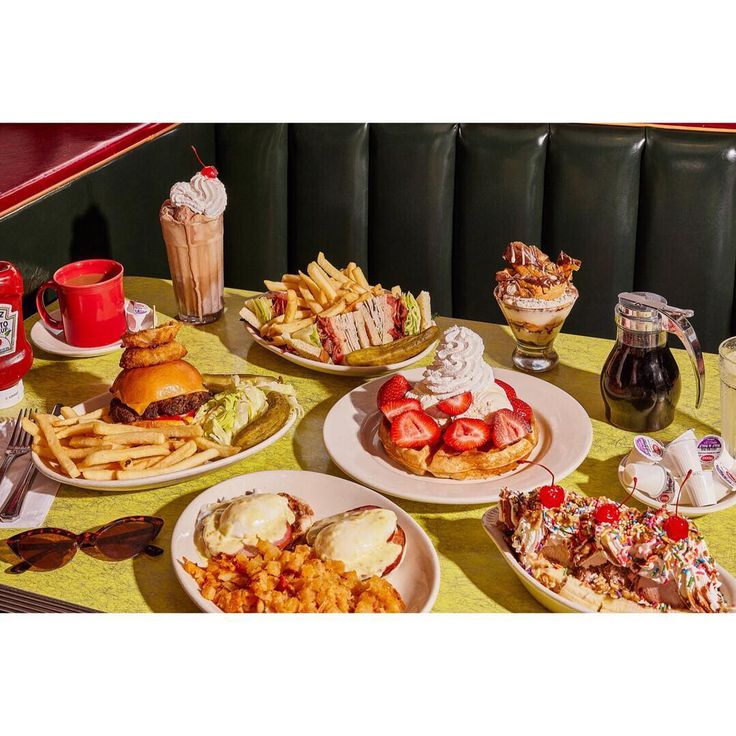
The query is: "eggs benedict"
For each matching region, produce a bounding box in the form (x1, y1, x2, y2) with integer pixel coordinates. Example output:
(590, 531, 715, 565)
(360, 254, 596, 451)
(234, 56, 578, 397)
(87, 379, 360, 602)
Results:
(305, 505, 406, 579)
(195, 491, 313, 558)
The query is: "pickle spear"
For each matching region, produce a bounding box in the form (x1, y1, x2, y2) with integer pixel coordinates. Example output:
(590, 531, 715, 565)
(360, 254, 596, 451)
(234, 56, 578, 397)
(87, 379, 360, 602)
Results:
(343, 325, 440, 367)
(202, 373, 274, 394)
(233, 392, 292, 450)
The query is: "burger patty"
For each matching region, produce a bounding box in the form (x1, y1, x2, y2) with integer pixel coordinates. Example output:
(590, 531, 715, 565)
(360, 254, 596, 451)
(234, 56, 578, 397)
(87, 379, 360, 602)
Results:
(109, 391, 212, 424)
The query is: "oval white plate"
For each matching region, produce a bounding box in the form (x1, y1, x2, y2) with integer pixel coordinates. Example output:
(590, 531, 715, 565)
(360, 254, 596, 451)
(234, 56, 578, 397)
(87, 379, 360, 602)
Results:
(323, 367, 593, 505)
(30, 314, 122, 358)
(30, 392, 297, 492)
(171, 470, 440, 613)
(245, 323, 438, 377)
(481, 506, 736, 613)
(617, 451, 736, 518)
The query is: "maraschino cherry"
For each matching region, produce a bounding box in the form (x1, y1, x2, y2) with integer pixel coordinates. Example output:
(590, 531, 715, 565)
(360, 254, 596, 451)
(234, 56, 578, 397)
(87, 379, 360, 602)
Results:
(519, 460, 564, 508)
(594, 476, 640, 524)
(662, 469, 691, 542)
(191, 145, 218, 179)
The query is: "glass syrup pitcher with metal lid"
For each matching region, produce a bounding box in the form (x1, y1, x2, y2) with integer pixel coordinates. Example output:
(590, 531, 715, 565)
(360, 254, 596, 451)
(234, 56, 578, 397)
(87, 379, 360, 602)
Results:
(600, 292, 705, 432)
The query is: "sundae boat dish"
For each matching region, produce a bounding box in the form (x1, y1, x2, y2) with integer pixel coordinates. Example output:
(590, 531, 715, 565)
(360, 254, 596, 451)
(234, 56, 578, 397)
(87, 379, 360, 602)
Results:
(376, 325, 538, 480)
(494, 242, 581, 372)
(497, 485, 730, 613)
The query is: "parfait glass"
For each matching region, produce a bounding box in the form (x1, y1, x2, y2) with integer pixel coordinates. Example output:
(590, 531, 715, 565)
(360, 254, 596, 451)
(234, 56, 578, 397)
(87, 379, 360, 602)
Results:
(494, 285, 578, 372)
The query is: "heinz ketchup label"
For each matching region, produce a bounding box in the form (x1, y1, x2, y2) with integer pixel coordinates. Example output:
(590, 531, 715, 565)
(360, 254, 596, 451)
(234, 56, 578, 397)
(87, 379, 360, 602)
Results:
(0, 303, 19, 357)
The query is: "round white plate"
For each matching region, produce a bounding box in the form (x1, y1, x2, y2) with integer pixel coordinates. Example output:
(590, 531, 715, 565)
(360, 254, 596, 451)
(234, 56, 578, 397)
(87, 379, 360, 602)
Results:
(171, 469, 440, 613)
(481, 505, 736, 613)
(617, 451, 736, 518)
(323, 367, 593, 505)
(244, 323, 438, 377)
(30, 311, 122, 358)
(30, 392, 297, 492)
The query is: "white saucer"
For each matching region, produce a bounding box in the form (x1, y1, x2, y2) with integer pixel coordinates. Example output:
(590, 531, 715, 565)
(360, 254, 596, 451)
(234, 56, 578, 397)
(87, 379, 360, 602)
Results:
(30, 310, 122, 358)
(323, 367, 593, 505)
(617, 451, 736, 518)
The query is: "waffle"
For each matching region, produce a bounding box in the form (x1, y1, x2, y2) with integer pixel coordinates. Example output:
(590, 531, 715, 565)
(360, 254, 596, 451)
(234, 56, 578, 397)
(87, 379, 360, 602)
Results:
(379, 418, 538, 480)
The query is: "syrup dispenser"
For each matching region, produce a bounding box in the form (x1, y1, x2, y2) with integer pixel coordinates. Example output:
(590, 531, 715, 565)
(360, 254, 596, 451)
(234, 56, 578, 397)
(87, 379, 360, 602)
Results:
(600, 292, 705, 432)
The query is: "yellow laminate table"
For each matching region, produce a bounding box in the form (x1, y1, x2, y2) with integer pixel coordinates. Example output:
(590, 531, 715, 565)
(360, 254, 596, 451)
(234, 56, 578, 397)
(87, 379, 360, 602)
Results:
(1, 276, 733, 612)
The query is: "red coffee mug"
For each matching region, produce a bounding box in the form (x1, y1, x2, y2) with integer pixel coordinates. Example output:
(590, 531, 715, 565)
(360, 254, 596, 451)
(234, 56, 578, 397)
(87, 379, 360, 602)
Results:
(36, 259, 127, 347)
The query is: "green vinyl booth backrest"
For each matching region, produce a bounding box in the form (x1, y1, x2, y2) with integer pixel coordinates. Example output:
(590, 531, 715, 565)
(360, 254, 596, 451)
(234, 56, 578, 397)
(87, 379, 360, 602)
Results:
(2, 123, 736, 353)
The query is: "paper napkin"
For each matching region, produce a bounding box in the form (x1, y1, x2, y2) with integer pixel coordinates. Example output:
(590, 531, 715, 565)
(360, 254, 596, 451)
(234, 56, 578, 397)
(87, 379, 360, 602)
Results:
(0, 419, 60, 529)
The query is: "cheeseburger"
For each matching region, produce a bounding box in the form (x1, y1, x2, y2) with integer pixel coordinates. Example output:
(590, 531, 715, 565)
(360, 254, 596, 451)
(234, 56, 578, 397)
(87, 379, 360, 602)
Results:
(109, 320, 211, 425)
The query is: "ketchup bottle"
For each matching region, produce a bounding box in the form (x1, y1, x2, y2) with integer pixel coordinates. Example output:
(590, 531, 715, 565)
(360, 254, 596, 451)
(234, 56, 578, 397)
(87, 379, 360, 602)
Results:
(0, 262, 33, 409)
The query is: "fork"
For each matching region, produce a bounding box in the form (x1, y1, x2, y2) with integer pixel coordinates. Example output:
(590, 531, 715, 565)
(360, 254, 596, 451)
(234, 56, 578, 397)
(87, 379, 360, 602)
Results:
(0, 408, 34, 486)
(0, 404, 58, 522)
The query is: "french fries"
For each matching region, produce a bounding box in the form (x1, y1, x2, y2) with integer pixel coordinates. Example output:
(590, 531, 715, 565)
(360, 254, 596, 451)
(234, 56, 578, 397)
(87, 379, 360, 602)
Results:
(148, 439, 198, 469)
(256, 253, 389, 341)
(28, 403, 229, 482)
(116, 449, 219, 479)
(35, 413, 80, 478)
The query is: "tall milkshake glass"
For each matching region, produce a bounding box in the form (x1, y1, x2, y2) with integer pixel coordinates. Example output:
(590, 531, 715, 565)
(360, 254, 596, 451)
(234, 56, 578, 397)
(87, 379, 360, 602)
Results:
(160, 152, 227, 324)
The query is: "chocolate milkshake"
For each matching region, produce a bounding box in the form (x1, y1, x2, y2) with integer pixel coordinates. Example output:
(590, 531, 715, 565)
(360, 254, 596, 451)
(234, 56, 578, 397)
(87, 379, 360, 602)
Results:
(160, 151, 227, 324)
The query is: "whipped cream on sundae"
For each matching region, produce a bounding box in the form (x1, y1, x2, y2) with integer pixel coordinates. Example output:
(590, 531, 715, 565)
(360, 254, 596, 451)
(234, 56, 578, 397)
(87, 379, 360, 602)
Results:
(170, 172, 227, 218)
(407, 325, 510, 422)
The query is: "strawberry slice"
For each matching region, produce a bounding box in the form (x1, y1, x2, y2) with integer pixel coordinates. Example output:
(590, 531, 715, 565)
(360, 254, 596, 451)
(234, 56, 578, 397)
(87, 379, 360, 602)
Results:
(390, 410, 441, 449)
(509, 397, 533, 425)
(443, 418, 491, 452)
(490, 409, 530, 449)
(495, 379, 517, 400)
(377, 374, 411, 408)
(380, 398, 421, 422)
(436, 391, 472, 416)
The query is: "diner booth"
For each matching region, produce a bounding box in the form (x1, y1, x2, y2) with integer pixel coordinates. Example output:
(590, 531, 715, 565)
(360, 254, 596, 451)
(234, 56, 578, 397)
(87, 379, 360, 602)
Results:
(1, 122, 736, 614)
(3, 123, 736, 351)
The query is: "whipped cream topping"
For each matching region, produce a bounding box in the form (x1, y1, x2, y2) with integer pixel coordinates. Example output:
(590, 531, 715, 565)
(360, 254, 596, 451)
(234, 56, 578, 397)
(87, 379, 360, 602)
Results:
(407, 325, 511, 421)
(498, 287, 578, 310)
(170, 172, 227, 218)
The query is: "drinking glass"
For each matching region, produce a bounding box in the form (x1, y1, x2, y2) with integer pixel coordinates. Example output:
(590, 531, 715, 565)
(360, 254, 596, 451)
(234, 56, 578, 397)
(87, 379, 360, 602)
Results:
(719, 337, 736, 456)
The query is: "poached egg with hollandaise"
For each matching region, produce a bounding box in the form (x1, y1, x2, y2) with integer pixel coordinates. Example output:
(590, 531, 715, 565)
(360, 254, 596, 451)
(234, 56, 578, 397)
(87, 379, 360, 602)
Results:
(195, 492, 313, 557)
(305, 506, 405, 579)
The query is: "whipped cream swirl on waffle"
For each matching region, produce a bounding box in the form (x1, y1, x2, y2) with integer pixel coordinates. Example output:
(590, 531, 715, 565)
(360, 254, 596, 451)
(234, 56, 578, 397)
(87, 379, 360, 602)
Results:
(407, 326, 510, 420)
(170, 172, 227, 218)
(423, 326, 493, 396)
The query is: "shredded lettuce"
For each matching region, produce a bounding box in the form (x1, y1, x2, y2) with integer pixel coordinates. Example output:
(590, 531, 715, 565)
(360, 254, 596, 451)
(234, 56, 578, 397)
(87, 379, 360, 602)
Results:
(293, 324, 321, 348)
(401, 292, 421, 335)
(248, 296, 273, 325)
(194, 375, 303, 445)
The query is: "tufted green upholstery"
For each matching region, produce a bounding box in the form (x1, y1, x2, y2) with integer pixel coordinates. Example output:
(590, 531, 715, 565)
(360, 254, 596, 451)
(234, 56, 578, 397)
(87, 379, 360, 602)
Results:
(2, 123, 736, 352)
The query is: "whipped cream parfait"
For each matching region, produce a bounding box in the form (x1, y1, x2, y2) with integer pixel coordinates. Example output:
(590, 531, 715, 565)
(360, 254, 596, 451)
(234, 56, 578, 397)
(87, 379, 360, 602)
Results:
(494, 285, 578, 372)
(494, 241, 581, 373)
